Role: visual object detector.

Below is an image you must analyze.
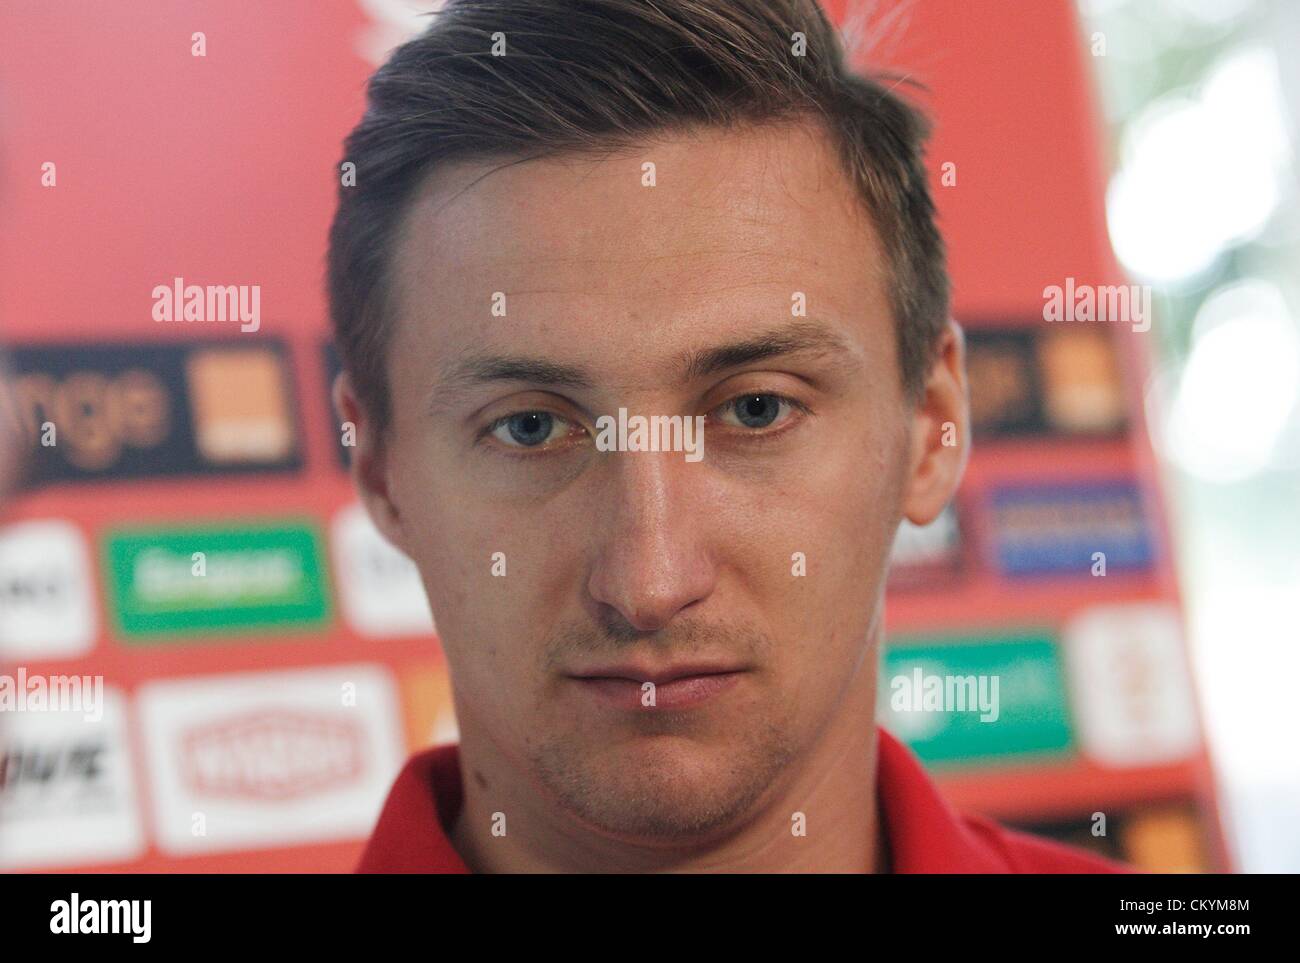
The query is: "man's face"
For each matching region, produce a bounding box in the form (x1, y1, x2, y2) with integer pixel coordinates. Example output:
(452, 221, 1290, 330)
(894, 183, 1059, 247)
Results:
(364, 121, 930, 841)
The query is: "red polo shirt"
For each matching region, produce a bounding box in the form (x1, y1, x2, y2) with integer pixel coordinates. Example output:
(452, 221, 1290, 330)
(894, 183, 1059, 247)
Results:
(356, 726, 1130, 873)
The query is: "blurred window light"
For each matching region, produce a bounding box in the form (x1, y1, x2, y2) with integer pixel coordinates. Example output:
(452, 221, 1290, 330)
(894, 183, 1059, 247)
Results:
(1160, 280, 1299, 482)
(1106, 45, 1291, 284)
(1158, 0, 1255, 29)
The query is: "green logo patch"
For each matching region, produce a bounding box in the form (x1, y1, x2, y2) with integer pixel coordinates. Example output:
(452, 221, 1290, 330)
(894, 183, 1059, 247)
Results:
(104, 521, 330, 640)
(880, 633, 1074, 768)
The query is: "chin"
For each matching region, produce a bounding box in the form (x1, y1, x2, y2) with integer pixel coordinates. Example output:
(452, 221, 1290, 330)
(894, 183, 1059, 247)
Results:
(532, 728, 796, 843)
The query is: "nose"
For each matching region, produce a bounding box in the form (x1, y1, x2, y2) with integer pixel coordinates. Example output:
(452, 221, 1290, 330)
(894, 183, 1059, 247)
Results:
(585, 449, 717, 633)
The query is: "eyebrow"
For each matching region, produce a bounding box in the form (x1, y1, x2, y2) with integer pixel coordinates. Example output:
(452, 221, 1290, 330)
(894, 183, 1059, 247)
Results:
(428, 357, 595, 415)
(674, 321, 855, 383)
(428, 319, 856, 415)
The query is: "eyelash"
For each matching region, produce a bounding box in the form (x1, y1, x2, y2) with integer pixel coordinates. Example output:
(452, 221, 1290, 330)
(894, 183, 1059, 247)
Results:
(478, 392, 812, 456)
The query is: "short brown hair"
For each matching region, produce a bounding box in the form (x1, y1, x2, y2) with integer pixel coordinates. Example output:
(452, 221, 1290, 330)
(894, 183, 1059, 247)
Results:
(328, 0, 948, 436)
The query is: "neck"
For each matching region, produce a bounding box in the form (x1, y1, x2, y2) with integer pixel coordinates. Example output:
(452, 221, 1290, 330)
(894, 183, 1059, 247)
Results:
(450, 635, 885, 873)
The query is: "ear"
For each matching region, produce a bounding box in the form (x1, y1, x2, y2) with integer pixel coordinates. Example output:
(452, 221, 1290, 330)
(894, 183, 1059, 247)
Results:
(332, 370, 409, 555)
(900, 320, 970, 526)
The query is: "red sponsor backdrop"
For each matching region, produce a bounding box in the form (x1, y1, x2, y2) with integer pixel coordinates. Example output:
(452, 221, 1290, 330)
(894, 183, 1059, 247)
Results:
(0, 0, 1228, 872)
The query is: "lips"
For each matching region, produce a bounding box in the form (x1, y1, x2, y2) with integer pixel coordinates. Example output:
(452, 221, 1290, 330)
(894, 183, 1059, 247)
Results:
(567, 663, 746, 710)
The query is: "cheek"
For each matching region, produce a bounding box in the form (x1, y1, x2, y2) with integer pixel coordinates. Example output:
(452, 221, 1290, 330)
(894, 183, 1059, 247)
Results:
(387, 445, 572, 694)
(736, 423, 902, 576)
(386, 450, 485, 647)
(750, 418, 903, 664)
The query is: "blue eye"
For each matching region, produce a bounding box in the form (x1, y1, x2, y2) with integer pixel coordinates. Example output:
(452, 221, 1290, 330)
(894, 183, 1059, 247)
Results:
(726, 394, 784, 429)
(493, 411, 559, 447)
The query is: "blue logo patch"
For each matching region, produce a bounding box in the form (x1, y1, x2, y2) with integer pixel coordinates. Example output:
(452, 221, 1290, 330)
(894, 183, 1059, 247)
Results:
(988, 481, 1153, 577)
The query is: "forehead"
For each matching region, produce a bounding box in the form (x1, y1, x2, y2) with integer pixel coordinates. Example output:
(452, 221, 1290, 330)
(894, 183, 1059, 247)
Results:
(387, 121, 890, 383)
